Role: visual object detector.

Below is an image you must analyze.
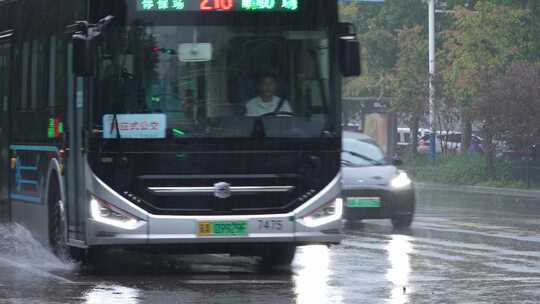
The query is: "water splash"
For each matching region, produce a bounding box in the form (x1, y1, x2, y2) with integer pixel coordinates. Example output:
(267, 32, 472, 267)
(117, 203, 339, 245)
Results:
(0, 223, 74, 271)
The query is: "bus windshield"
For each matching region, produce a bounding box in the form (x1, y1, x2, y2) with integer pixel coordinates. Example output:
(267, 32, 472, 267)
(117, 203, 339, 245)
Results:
(94, 24, 334, 139)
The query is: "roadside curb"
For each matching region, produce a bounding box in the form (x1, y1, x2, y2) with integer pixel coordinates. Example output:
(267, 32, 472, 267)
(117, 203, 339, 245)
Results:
(415, 182, 540, 213)
(415, 183, 540, 199)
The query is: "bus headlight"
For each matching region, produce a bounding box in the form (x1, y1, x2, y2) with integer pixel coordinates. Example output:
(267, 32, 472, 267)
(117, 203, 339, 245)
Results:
(90, 196, 143, 230)
(299, 198, 343, 228)
(390, 171, 412, 189)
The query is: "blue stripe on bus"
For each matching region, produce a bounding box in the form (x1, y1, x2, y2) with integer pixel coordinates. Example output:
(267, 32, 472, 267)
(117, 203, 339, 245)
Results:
(9, 145, 58, 153)
(10, 194, 42, 204)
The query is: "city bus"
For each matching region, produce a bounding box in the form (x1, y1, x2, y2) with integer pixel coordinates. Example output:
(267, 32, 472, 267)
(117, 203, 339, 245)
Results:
(0, 0, 360, 265)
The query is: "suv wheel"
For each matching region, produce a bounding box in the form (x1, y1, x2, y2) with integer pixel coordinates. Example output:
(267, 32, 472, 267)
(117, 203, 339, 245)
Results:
(391, 213, 414, 229)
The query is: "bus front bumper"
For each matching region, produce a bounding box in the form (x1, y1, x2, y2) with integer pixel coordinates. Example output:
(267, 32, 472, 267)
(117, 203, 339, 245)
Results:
(87, 214, 343, 247)
(85, 171, 344, 249)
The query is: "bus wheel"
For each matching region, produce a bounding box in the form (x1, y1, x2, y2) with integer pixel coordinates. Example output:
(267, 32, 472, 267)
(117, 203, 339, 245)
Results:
(81, 248, 113, 273)
(260, 245, 297, 268)
(48, 179, 69, 261)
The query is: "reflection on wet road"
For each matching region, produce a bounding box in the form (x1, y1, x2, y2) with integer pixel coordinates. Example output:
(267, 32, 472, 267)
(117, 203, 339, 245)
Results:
(1, 203, 539, 304)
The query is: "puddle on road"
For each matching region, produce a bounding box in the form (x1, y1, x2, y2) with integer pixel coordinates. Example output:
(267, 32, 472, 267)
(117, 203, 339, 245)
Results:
(0, 223, 75, 272)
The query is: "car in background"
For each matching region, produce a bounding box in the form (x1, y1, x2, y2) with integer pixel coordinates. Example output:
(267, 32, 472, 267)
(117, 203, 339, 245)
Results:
(396, 128, 433, 154)
(342, 133, 416, 229)
(418, 131, 483, 154)
(418, 133, 438, 154)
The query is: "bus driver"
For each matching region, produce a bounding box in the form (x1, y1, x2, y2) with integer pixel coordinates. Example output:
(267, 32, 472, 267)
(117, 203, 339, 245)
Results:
(245, 74, 293, 117)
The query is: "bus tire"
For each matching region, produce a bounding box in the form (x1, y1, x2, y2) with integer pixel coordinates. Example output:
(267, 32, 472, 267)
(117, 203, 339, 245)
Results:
(260, 245, 297, 268)
(82, 247, 113, 274)
(48, 177, 69, 261)
(84, 247, 104, 265)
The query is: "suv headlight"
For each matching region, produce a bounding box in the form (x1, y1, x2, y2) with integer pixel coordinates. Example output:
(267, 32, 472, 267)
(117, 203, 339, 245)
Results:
(390, 171, 412, 189)
(90, 195, 144, 230)
(299, 198, 343, 228)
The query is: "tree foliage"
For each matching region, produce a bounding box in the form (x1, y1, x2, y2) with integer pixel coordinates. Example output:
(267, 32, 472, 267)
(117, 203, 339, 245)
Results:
(391, 26, 429, 155)
(392, 26, 428, 116)
(444, 1, 528, 99)
(442, 0, 529, 176)
(340, 0, 540, 179)
(490, 61, 540, 149)
(362, 29, 397, 73)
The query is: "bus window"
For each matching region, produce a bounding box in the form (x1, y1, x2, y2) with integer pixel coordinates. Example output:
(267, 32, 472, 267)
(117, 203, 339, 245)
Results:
(95, 25, 333, 139)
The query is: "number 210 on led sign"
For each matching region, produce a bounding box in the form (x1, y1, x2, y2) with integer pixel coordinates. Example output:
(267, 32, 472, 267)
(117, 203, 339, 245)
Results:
(137, 0, 300, 12)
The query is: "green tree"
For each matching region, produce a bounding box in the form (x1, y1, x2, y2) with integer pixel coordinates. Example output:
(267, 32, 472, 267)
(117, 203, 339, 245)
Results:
(371, 0, 427, 33)
(489, 61, 540, 151)
(443, 1, 529, 177)
(391, 26, 429, 156)
(362, 29, 398, 73)
(342, 28, 396, 99)
(339, 0, 426, 88)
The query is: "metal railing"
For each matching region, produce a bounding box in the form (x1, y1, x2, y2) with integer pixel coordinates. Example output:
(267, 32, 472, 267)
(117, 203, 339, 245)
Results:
(509, 160, 540, 189)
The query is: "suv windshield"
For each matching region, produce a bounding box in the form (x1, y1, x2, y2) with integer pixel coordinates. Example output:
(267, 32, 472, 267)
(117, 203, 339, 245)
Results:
(93, 25, 333, 139)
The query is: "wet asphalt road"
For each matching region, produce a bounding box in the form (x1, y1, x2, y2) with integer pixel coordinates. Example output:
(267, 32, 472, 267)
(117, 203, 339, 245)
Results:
(0, 196, 539, 304)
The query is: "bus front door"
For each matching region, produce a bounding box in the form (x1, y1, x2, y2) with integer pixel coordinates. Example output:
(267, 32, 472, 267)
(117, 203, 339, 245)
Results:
(0, 41, 11, 223)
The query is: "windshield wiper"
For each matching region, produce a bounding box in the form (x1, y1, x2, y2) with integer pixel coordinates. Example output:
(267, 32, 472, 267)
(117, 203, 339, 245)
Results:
(341, 159, 358, 167)
(110, 113, 122, 139)
(342, 150, 384, 166)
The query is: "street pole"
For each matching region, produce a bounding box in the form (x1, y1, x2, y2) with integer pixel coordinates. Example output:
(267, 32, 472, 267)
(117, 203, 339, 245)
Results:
(428, 0, 437, 161)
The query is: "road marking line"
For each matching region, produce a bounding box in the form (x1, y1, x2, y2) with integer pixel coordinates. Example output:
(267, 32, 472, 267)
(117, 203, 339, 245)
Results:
(0, 256, 77, 284)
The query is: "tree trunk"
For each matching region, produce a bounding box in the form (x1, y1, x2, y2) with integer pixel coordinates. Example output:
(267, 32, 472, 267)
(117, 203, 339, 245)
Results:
(410, 116, 420, 158)
(461, 117, 472, 154)
(527, 0, 535, 11)
(484, 129, 496, 180)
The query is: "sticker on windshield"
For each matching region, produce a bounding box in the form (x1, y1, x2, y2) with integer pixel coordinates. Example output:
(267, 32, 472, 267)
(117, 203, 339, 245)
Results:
(103, 114, 167, 139)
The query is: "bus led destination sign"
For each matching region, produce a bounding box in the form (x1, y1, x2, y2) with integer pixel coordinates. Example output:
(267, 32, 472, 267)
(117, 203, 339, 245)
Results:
(137, 0, 299, 12)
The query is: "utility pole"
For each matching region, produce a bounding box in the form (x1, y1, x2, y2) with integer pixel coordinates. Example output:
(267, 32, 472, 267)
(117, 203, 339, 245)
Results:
(428, 0, 437, 161)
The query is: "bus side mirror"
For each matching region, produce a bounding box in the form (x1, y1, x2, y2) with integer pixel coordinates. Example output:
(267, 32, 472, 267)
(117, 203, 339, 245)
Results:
(71, 15, 114, 77)
(340, 40, 361, 77)
(73, 33, 95, 77)
(338, 23, 361, 77)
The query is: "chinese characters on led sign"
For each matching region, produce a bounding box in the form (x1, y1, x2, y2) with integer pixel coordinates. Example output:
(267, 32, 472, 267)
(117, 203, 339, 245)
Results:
(137, 0, 299, 12)
(139, 0, 185, 10)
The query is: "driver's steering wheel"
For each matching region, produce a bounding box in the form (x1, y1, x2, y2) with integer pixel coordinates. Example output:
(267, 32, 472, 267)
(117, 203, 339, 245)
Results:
(261, 111, 296, 118)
